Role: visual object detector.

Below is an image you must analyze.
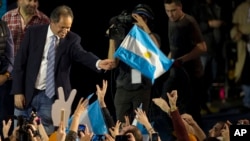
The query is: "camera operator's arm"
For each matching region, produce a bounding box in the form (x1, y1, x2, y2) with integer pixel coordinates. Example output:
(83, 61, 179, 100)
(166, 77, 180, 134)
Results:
(132, 13, 160, 48)
(107, 26, 119, 68)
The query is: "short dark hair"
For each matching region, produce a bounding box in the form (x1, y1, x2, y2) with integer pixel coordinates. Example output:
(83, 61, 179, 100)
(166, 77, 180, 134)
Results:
(164, 0, 182, 6)
(50, 5, 74, 23)
(132, 4, 154, 20)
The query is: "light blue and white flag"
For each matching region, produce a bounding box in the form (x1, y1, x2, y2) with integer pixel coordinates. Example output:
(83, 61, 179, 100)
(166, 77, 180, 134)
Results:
(67, 93, 108, 135)
(114, 24, 173, 83)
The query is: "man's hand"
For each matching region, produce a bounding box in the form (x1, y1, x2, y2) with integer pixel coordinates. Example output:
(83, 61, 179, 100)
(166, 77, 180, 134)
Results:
(0, 74, 8, 85)
(14, 94, 25, 109)
(98, 59, 115, 70)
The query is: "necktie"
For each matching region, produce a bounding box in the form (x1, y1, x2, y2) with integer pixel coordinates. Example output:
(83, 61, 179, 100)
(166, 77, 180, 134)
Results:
(46, 35, 57, 98)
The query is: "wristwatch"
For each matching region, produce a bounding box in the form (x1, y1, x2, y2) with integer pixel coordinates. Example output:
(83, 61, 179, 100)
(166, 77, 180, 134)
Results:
(3, 71, 10, 80)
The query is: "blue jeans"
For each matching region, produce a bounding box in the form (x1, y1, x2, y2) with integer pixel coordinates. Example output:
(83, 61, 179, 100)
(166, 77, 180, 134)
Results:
(14, 90, 55, 135)
(242, 85, 250, 108)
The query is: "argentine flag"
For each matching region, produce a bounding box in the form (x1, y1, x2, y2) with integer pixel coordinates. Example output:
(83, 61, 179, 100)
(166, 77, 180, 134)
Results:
(67, 94, 108, 135)
(114, 24, 173, 83)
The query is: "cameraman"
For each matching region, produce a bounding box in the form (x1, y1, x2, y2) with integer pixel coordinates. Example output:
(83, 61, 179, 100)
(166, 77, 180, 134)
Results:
(107, 4, 160, 124)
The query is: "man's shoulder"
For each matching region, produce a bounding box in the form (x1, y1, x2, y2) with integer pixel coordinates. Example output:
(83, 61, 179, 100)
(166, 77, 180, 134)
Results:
(35, 10, 50, 22)
(2, 8, 18, 18)
(66, 31, 80, 39)
(27, 24, 48, 33)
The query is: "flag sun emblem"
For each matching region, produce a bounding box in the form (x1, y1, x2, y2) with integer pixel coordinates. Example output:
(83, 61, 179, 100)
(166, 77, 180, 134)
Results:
(143, 51, 151, 58)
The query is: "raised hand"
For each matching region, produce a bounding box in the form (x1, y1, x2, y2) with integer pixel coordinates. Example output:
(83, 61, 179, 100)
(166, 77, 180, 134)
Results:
(79, 124, 93, 141)
(96, 79, 108, 107)
(109, 120, 121, 138)
(152, 97, 170, 113)
(2, 119, 12, 139)
(134, 108, 149, 126)
(167, 90, 178, 109)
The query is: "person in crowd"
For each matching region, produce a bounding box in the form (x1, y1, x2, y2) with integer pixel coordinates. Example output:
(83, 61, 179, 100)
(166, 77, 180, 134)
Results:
(2, 0, 50, 56)
(11, 5, 114, 136)
(109, 120, 143, 141)
(181, 113, 206, 141)
(0, 20, 14, 140)
(191, 0, 227, 114)
(134, 108, 161, 141)
(65, 97, 89, 141)
(95, 79, 143, 141)
(205, 121, 230, 141)
(230, 0, 250, 110)
(107, 3, 160, 124)
(1, 111, 49, 141)
(153, 90, 207, 141)
(161, 0, 207, 128)
(1, 0, 50, 134)
(96, 79, 115, 129)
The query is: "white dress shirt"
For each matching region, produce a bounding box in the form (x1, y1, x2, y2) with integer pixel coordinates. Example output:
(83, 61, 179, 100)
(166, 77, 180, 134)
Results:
(35, 25, 59, 90)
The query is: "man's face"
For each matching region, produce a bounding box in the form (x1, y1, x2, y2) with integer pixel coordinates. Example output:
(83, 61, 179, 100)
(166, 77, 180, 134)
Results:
(51, 16, 72, 39)
(164, 2, 182, 22)
(19, 0, 39, 15)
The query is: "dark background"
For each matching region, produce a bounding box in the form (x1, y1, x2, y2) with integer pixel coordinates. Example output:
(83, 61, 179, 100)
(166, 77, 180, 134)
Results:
(6, 0, 244, 117)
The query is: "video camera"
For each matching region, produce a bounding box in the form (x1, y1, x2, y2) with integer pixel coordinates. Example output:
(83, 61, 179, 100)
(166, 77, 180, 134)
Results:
(15, 108, 40, 141)
(108, 10, 134, 41)
(107, 4, 154, 41)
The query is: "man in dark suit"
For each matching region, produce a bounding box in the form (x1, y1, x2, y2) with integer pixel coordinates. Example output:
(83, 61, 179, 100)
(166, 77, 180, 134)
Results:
(11, 5, 114, 135)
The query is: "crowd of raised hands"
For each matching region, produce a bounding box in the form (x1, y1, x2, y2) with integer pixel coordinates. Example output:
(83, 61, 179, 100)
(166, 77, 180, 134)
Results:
(1, 80, 250, 141)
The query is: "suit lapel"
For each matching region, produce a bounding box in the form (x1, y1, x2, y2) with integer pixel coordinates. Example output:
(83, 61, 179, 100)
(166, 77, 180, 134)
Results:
(55, 38, 66, 70)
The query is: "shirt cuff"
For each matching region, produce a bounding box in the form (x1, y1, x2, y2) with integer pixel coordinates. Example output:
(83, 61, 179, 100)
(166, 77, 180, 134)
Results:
(96, 60, 101, 70)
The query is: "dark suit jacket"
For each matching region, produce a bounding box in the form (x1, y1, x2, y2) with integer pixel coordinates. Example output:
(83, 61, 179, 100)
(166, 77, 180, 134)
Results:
(11, 24, 100, 107)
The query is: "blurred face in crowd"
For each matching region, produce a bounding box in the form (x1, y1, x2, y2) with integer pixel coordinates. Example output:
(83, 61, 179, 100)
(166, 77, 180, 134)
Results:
(50, 15, 72, 38)
(18, 0, 39, 15)
(119, 125, 143, 141)
(164, 2, 183, 22)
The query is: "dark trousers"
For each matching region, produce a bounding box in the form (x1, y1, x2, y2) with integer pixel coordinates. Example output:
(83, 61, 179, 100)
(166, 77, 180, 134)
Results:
(0, 80, 14, 140)
(114, 87, 151, 122)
